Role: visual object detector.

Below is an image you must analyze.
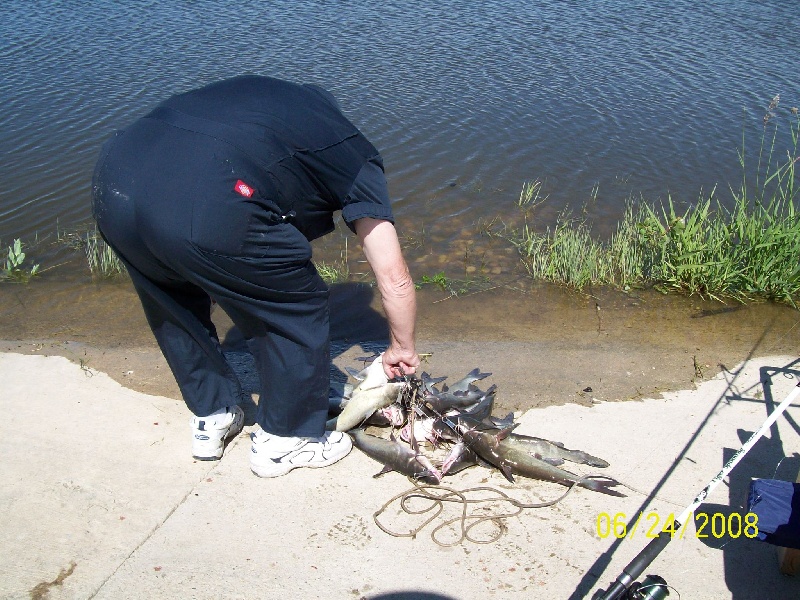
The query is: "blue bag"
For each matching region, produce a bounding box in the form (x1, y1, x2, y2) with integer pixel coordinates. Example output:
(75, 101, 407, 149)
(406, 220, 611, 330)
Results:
(747, 478, 800, 550)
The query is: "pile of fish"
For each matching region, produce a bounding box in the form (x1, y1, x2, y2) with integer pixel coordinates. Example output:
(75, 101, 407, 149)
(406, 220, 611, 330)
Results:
(327, 355, 623, 496)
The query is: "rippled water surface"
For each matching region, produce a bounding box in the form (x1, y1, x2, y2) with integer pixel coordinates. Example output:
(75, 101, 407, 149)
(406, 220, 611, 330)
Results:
(1, 0, 798, 255)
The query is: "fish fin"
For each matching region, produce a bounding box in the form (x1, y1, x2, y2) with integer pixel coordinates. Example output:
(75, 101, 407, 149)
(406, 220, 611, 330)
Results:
(535, 453, 565, 467)
(421, 372, 447, 385)
(373, 464, 394, 479)
(356, 354, 381, 363)
(486, 412, 515, 428)
(556, 448, 610, 468)
(346, 366, 366, 380)
(499, 464, 515, 483)
(535, 436, 565, 448)
(580, 455, 610, 469)
(526, 435, 563, 447)
(495, 424, 519, 441)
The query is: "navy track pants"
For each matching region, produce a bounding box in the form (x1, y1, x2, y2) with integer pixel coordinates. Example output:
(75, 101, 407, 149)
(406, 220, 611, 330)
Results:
(91, 122, 331, 438)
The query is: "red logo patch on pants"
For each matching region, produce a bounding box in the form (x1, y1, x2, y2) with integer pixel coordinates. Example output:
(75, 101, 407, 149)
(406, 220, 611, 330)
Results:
(233, 179, 255, 198)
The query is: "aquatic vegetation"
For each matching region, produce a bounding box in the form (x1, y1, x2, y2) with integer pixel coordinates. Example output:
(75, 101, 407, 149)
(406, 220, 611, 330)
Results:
(517, 178, 548, 211)
(418, 271, 450, 291)
(0, 238, 39, 283)
(85, 228, 126, 278)
(315, 260, 350, 284)
(514, 213, 606, 290)
(314, 237, 350, 284)
(493, 99, 800, 305)
(416, 270, 492, 299)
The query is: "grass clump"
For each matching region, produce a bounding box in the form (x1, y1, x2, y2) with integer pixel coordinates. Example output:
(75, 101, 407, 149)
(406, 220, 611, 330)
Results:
(85, 227, 126, 278)
(314, 237, 350, 284)
(0, 238, 39, 282)
(495, 98, 800, 305)
(315, 260, 350, 284)
(515, 214, 606, 289)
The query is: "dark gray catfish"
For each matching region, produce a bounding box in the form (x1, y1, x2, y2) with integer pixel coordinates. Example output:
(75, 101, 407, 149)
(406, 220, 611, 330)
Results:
(442, 368, 492, 393)
(420, 371, 448, 395)
(424, 384, 497, 414)
(499, 433, 610, 468)
(460, 426, 624, 496)
(350, 429, 441, 484)
(440, 441, 491, 475)
(430, 392, 500, 442)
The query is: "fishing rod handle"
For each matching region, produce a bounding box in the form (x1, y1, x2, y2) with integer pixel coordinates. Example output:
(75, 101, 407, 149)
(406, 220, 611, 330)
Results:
(598, 532, 673, 600)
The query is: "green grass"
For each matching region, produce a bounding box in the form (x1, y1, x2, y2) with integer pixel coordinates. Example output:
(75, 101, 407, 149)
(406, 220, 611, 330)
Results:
(84, 227, 127, 278)
(492, 100, 800, 306)
(315, 260, 350, 284)
(314, 237, 350, 284)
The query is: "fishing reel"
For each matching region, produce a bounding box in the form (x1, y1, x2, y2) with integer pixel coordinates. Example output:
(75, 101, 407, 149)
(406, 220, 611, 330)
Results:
(621, 575, 670, 600)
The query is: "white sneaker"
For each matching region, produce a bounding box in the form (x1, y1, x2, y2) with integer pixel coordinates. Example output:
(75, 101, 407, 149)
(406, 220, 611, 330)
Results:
(191, 405, 245, 460)
(250, 429, 352, 478)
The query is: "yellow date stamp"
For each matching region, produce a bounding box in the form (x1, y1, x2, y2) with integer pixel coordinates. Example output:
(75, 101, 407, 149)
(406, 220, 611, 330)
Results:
(595, 511, 759, 540)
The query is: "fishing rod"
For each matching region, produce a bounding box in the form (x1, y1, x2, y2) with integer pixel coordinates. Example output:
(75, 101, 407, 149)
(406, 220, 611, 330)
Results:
(596, 380, 800, 600)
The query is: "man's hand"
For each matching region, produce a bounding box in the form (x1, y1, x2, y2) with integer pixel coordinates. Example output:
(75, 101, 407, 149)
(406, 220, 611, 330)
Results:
(382, 346, 420, 379)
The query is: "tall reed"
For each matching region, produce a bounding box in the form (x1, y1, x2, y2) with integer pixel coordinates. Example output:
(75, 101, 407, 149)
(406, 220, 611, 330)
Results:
(499, 100, 800, 305)
(85, 228, 126, 278)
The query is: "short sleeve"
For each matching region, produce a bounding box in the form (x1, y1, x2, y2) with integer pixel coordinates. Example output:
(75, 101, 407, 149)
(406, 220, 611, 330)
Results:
(341, 158, 394, 233)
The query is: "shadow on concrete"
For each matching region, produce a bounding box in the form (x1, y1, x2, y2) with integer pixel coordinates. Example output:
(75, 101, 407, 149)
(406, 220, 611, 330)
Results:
(582, 358, 800, 600)
(218, 282, 390, 425)
(716, 363, 800, 599)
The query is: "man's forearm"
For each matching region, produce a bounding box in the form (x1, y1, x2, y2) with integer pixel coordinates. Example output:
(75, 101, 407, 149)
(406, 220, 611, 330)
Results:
(377, 263, 417, 351)
(355, 217, 420, 375)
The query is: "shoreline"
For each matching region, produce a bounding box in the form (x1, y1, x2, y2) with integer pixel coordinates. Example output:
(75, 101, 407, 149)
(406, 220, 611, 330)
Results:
(2, 278, 798, 415)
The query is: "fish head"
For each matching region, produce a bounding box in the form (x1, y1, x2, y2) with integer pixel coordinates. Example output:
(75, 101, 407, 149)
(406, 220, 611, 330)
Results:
(353, 353, 389, 392)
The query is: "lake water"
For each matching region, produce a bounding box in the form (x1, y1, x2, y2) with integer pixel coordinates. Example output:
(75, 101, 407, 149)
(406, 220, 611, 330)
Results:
(1, 0, 798, 268)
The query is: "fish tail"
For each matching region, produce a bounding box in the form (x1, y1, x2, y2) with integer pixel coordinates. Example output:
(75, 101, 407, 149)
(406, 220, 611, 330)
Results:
(578, 476, 626, 497)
